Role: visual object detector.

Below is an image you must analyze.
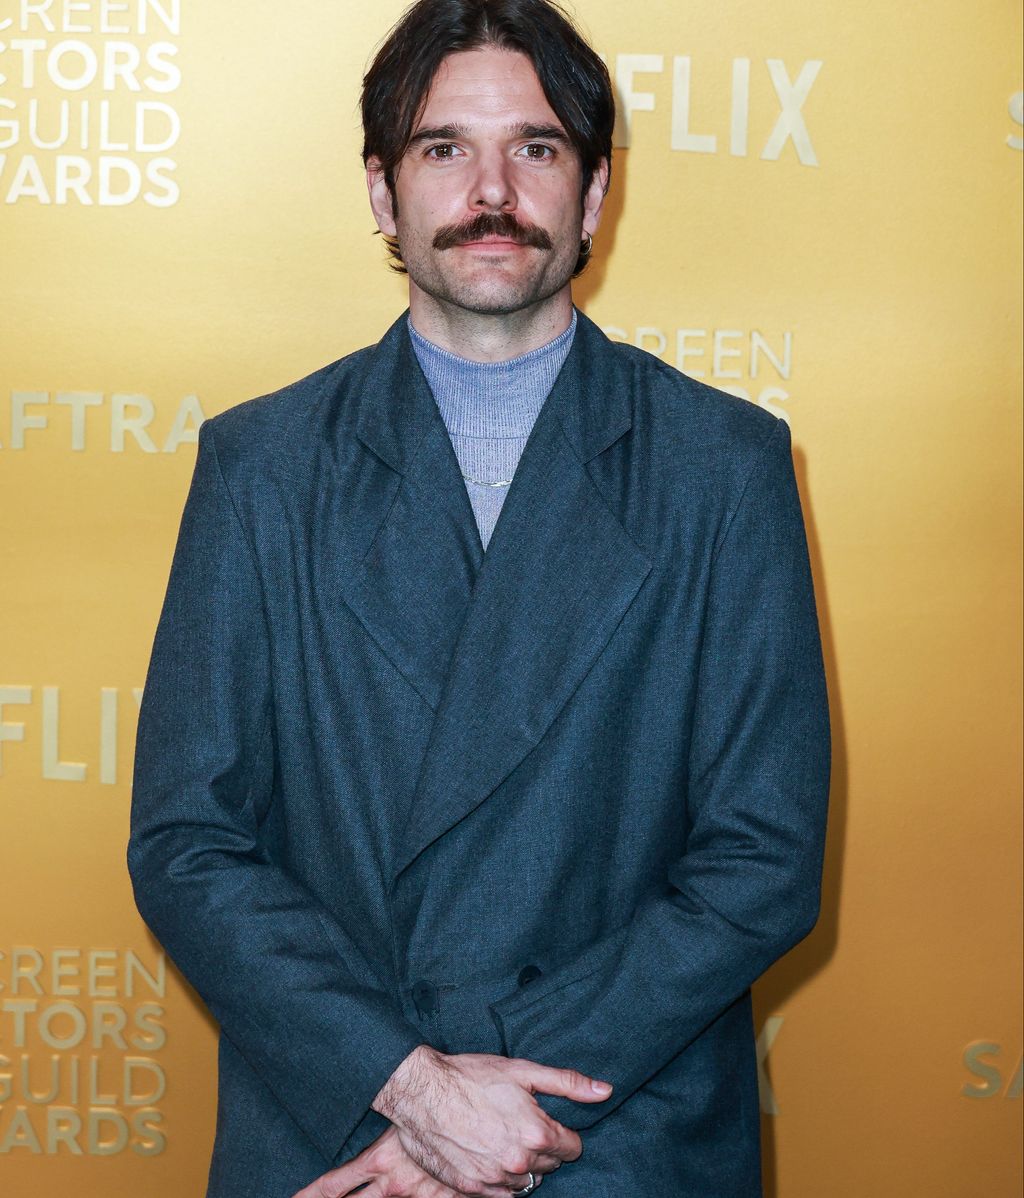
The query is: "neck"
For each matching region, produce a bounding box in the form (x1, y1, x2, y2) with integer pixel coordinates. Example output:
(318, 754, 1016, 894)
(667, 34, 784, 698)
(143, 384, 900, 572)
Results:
(407, 283, 574, 363)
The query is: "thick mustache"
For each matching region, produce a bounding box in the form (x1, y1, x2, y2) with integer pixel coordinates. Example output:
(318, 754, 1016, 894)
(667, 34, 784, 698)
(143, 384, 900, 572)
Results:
(433, 213, 553, 251)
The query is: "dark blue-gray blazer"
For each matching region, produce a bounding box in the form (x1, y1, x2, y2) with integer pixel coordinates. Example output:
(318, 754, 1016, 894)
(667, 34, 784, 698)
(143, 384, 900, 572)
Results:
(128, 307, 831, 1197)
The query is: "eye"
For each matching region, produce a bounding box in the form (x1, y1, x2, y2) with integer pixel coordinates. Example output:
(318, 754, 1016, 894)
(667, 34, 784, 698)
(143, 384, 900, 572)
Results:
(424, 143, 462, 160)
(519, 143, 555, 160)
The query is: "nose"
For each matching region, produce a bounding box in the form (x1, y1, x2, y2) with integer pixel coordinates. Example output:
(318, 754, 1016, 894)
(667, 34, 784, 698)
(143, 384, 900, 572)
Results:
(469, 147, 517, 212)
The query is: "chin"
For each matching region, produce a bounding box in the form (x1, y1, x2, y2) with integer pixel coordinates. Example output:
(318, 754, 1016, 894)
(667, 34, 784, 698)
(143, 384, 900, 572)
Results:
(452, 290, 538, 315)
(405, 248, 576, 315)
(418, 269, 570, 317)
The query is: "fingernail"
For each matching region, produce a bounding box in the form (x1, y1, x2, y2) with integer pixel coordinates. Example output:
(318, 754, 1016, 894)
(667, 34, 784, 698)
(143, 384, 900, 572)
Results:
(591, 1080, 612, 1093)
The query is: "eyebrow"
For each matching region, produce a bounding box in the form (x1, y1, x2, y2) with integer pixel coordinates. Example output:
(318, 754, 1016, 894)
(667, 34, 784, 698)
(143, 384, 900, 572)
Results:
(406, 121, 575, 150)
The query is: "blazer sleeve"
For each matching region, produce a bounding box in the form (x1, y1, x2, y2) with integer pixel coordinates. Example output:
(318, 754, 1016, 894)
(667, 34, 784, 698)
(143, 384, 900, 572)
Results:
(127, 419, 427, 1163)
(486, 415, 831, 1130)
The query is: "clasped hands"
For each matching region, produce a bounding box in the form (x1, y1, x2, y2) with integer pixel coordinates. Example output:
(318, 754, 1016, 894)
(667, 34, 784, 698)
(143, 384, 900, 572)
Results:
(291, 1044, 612, 1198)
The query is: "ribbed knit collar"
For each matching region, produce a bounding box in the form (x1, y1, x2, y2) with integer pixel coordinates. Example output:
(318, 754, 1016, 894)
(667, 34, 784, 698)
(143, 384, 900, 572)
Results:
(407, 310, 577, 437)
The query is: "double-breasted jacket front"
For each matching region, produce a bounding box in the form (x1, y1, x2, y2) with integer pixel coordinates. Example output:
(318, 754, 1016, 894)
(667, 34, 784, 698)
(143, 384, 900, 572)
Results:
(128, 307, 831, 1197)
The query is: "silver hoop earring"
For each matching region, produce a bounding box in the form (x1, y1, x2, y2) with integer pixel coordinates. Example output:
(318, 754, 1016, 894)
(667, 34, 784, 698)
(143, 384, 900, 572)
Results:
(581, 231, 593, 255)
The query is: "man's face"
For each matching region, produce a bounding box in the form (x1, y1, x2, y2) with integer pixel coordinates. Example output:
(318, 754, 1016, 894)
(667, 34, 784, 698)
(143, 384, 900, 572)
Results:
(367, 46, 607, 317)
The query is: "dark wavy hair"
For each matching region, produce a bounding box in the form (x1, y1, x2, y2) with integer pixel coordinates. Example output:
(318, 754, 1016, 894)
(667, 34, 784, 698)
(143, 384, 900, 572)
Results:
(360, 0, 614, 276)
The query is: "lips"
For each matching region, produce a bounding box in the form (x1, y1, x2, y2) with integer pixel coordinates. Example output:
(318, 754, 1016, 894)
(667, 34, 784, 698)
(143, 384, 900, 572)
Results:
(458, 238, 526, 247)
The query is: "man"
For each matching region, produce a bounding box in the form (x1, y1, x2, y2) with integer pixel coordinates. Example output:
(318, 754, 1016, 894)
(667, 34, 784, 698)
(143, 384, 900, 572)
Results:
(128, 0, 831, 1195)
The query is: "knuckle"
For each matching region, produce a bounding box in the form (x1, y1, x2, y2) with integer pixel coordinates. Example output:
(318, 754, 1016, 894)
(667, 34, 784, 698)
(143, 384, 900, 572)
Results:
(502, 1149, 532, 1175)
(365, 1140, 388, 1167)
(521, 1127, 551, 1153)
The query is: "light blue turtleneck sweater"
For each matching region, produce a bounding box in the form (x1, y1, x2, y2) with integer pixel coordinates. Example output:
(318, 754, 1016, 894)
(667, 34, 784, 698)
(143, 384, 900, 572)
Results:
(407, 310, 577, 550)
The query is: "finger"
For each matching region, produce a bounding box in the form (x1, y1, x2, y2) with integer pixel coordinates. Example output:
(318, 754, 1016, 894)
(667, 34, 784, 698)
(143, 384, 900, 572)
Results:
(524, 1109, 584, 1167)
(517, 1150, 563, 1176)
(431, 1182, 479, 1198)
(511, 1059, 613, 1104)
(484, 1162, 557, 1198)
(290, 1161, 376, 1198)
(506, 1170, 545, 1195)
(549, 1125, 584, 1167)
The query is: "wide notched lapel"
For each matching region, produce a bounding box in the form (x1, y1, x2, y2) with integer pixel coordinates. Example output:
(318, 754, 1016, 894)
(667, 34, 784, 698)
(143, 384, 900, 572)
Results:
(331, 312, 485, 713)
(390, 310, 653, 887)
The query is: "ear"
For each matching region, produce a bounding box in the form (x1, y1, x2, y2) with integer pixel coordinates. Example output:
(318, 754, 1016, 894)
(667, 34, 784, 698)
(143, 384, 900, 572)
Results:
(582, 156, 610, 238)
(366, 156, 398, 236)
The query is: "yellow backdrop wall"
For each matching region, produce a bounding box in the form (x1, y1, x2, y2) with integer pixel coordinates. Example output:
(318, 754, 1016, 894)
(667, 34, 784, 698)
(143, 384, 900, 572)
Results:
(1, 1, 1021, 1194)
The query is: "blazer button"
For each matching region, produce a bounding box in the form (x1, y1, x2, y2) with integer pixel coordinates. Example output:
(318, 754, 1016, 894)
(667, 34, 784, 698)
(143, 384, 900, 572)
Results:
(412, 980, 438, 1017)
(517, 965, 542, 987)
